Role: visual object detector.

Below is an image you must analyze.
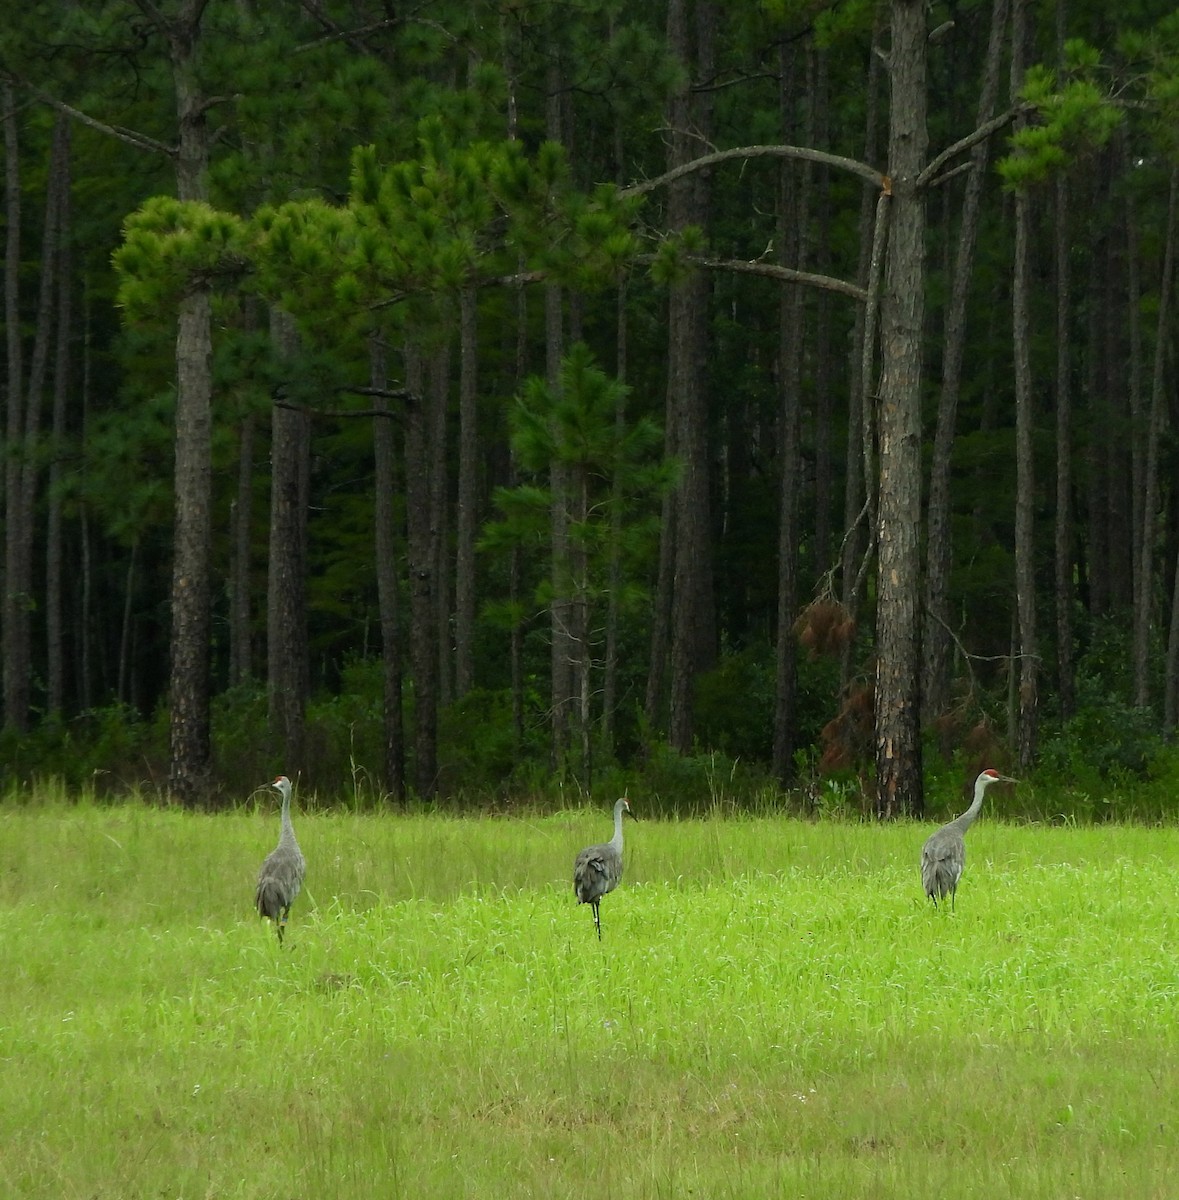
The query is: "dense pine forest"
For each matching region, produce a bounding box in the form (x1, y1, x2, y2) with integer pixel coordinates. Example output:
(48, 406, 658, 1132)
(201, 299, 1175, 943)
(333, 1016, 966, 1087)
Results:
(1, 0, 1177, 812)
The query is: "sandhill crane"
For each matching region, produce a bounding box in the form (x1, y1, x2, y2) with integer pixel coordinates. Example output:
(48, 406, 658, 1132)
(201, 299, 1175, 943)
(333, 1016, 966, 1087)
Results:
(255, 775, 306, 944)
(921, 768, 1016, 910)
(574, 797, 632, 940)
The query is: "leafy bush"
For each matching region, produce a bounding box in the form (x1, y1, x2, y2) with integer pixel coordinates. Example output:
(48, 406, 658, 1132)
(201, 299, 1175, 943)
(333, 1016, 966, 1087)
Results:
(1037, 699, 1164, 792)
(693, 645, 842, 766)
(694, 649, 775, 761)
(437, 686, 548, 798)
(0, 703, 164, 795)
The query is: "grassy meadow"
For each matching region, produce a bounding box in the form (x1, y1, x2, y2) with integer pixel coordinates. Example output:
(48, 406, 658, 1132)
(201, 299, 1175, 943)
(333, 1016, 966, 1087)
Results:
(2, 789, 1178, 1198)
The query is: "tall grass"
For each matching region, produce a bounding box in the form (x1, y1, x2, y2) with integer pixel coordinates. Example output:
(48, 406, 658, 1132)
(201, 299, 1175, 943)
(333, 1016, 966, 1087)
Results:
(2, 799, 1177, 1197)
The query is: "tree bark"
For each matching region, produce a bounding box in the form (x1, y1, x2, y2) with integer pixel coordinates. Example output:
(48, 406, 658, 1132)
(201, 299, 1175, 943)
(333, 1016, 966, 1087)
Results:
(602, 281, 628, 757)
(1011, 0, 1038, 772)
(3, 89, 22, 710)
(4, 114, 66, 731)
(510, 276, 528, 750)
(772, 38, 809, 785)
(1165, 522, 1179, 731)
(46, 119, 73, 717)
(229, 412, 255, 687)
(545, 47, 572, 773)
(454, 286, 478, 699)
(429, 342, 452, 710)
(666, 0, 717, 754)
(371, 334, 405, 800)
(1132, 168, 1178, 707)
(2, 84, 23, 730)
(1122, 132, 1145, 616)
(163, 0, 215, 805)
(404, 345, 438, 798)
(922, 0, 1009, 719)
(810, 46, 834, 582)
(170, 282, 214, 801)
(874, 0, 928, 819)
(1084, 243, 1110, 621)
(840, 5, 885, 694)
(267, 307, 310, 778)
(1051, 0, 1075, 722)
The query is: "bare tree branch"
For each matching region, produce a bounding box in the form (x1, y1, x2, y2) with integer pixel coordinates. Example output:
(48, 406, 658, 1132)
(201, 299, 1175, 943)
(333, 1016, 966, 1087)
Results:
(0, 70, 175, 157)
(273, 385, 416, 420)
(621, 143, 886, 198)
(916, 106, 1028, 190)
(921, 160, 976, 190)
(670, 254, 870, 303)
(294, 18, 400, 54)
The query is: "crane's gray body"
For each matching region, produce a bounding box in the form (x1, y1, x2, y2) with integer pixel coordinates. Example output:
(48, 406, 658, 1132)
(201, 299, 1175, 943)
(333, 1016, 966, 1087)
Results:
(255, 775, 305, 943)
(921, 769, 1014, 909)
(574, 797, 630, 940)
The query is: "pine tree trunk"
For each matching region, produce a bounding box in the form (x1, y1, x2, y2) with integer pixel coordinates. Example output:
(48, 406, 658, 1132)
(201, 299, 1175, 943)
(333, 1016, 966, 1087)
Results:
(166, 0, 215, 805)
(570, 458, 592, 783)
(371, 335, 405, 800)
(267, 308, 310, 778)
(5, 114, 65, 731)
(1132, 168, 1178, 707)
(666, 0, 717, 754)
(46, 119, 72, 717)
(170, 283, 214, 802)
(1105, 248, 1135, 615)
(772, 39, 808, 784)
(405, 347, 438, 798)
(6, 114, 66, 729)
(2, 86, 23, 728)
(1011, 0, 1038, 772)
(229, 413, 254, 687)
(1165, 538, 1179, 732)
(922, 0, 1009, 719)
(510, 277, 528, 750)
(602, 283, 628, 757)
(454, 286, 478, 699)
(811, 46, 834, 581)
(645, 422, 675, 739)
(545, 48, 572, 773)
(1051, 0, 1075, 721)
(546, 286, 572, 772)
(840, 7, 885, 694)
(1123, 134, 1145, 612)
(874, 0, 927, 819)
(117, 539, 139, 704)
(429, 343, 452, 710)
(1084, 246, 1110, 621)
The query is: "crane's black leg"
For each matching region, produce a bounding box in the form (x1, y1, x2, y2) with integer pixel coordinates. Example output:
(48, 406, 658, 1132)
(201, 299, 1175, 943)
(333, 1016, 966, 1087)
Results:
(593, 900, 602, 940)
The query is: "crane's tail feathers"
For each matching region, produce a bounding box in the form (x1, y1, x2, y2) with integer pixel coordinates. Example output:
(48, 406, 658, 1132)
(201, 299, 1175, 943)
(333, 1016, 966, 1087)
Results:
(256, 878, 286, 922)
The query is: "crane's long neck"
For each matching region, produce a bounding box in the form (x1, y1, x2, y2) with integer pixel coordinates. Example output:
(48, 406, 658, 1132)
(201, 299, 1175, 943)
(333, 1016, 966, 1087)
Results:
(953, 781, 989, 833)
(610, 801, 626, 850)
(279, 788, 298, 847)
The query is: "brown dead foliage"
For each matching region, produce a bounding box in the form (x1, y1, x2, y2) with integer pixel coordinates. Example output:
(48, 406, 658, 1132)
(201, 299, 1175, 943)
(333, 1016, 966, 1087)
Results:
(818, 683, 874, 774)
(794, 598, 857, 660)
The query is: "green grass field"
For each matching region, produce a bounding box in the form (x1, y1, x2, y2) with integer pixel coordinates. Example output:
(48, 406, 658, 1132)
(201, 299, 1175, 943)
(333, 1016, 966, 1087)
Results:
(2, 795, 1177, 1198)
